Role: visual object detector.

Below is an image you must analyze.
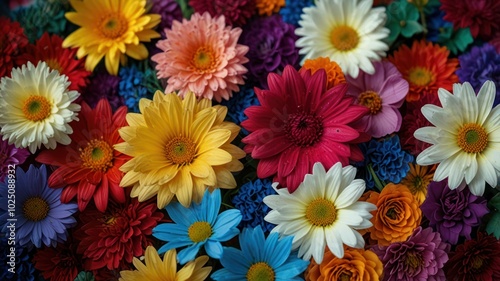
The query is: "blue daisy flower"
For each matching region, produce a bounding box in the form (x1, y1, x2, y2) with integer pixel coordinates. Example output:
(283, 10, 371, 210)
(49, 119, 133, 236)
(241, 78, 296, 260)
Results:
(153, 189, 242, 264)
(0, 165, 78, 248)
(211, 225, 309, 281)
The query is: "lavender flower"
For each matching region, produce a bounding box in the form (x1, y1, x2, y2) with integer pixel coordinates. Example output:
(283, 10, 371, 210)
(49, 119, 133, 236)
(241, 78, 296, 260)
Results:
(239, 15, 299, 88)
(372, 227, 450, 281)
(421, 180, 489, 245)
(149, 0, 183, 37)
(457, 43, 500, 106)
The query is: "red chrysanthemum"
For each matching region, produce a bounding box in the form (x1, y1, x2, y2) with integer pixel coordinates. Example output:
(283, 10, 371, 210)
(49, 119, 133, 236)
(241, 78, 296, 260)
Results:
(74, 197, 163, 271)
(242, 65, 369, 192)
(33, 238, 81, 281)
(0, 16, 28, 78)
(444, 232, 500, 281)
(189, 0, 256, 26)
(388, 40, 459, 102)
(399, 94, 441, 156)
(18, 32, 91, 91)
(36, 99, 129, 212)
(440, 0, 500, 40)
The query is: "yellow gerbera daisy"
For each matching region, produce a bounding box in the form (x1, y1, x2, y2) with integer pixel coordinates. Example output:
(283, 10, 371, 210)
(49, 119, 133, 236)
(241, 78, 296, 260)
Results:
(114, 91, 245, 208)
(119, 246, 211, 281)
(63, 0, 161, 75)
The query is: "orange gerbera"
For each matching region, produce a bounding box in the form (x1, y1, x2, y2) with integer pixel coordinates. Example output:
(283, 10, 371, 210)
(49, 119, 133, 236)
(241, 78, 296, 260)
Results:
(305, 247, 383, 281)
(365, 183, 422, 246)
(300, 57, 346, 89)
(400, 163, 435, 205)
(388, 40, 458, 102)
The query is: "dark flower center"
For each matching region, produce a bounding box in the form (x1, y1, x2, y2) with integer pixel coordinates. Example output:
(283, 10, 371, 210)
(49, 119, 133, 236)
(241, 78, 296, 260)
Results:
(404, 252, 422, 270)
(23, 197, 50, 221)
(471, 256, 484, 270)
(339, 272, 351, 281)
(386, 208, 397, 220)
(284, 112, 323, 147)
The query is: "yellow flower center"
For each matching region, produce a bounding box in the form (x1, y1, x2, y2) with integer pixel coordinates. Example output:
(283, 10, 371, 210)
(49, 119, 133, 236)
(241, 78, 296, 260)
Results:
(305, 198, 337, 227)
(45, 58, 63, 73)
(23, 197, 50, 221)
(99, 13, 128, 39)
(80, 139, 114, 172)
(457, 123, 488, 153)
(330, 25, 359, 52)
(408, 67, 434, 87)
(165, 136, 197, 165)
(404, 252, 422, 270)
(357, 90, 382, 114)
(22, 95, 52, 122)
(192, 46, 216, 72)
(188, 221, 212, 243)
(246, 262, 275, 281)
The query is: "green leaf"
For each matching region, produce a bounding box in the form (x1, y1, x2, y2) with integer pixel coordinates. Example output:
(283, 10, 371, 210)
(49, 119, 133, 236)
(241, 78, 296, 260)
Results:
(489, 192, 500, 210)
(486, 211, 500, 239)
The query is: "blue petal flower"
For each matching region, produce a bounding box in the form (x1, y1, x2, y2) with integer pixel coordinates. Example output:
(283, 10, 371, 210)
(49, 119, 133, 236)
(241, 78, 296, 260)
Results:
(212, 226, 309, 281)
(153, 189, 242, 264)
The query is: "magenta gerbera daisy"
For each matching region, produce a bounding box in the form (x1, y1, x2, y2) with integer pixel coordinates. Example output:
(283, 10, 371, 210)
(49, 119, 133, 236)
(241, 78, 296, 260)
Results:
(242, 65, 369, 192)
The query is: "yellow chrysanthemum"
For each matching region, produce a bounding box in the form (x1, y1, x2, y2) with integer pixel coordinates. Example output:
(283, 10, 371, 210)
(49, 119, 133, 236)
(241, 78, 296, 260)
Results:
(119, 246, 211, 281)
(114, 91, 246, 208)
(63, 0, 161, 75)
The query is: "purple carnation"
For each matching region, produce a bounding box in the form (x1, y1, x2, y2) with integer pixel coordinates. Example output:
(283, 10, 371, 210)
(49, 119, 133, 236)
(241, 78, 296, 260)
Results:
(239, 15, 300, 88)
(456, 43, 500, 106)
(421, 180, 489, 245)
(81, 70, 124, 111)
(372, 227, 450, 281)
(0, 138, 29, 182)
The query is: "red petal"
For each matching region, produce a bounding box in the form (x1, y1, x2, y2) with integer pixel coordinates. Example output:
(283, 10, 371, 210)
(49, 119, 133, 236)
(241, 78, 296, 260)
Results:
(257, 156, 280, 178)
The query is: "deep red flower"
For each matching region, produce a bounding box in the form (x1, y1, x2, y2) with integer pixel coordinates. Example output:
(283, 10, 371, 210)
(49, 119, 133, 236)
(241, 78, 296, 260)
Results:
(33, 238, 81, 281)
(242, 65, 369, 192)
(0, 16, 28, 77)
(18, 32, 91, 91)
(399, 94, 441, 156)
(36, 99, 129, 212)
(444, 232, 500, 281)
(440, 0, 500, 40)
(74, 197, 163, 271)
(189, 0, 256, 26)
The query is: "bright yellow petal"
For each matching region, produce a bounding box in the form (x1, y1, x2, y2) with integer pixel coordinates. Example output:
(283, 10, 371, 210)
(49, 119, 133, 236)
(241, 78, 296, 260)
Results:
(125, 43, 149, 60)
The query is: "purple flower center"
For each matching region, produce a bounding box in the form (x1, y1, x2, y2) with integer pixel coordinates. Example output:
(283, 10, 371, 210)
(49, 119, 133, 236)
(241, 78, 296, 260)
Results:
(442, 191, 467, 220)
(284, 112, 323, 147)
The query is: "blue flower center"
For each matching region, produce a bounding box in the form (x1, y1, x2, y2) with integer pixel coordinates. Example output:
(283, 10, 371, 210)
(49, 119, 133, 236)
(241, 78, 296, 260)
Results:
(23, 197, 49, 221)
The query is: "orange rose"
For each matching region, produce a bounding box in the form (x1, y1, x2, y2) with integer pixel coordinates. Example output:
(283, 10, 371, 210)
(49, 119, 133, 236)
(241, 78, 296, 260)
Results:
(366, 183, 422, 246)
(305, 246, 383, 281)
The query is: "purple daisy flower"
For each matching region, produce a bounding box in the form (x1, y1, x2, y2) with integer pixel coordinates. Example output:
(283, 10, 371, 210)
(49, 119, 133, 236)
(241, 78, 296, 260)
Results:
(81, 70, 124, 111)
(421, 180, 489, 245)
(456, 43, 500, 106)
(372, 227, 450, 281)
(346, 60, 408, 138)
(239, 14, 300, 88)
(0, 138, 29, 183)
(0, 165, 78, 248)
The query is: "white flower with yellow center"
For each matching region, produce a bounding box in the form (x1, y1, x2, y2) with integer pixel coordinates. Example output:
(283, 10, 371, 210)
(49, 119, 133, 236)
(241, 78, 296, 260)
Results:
(0, 62, 80, 153)
(415, 81, 500, 196)
(295, 0, 389, 78)
(263, 162, 376, 263)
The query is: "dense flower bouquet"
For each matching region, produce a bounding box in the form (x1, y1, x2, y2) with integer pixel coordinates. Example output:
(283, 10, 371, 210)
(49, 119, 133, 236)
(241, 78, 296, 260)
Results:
(1, 0, 500, 280)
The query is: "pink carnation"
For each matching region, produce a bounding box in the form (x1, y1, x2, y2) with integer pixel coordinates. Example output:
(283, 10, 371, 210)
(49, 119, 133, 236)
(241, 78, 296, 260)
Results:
(346, 61, 408, 138)
(152, 12, 249, 102)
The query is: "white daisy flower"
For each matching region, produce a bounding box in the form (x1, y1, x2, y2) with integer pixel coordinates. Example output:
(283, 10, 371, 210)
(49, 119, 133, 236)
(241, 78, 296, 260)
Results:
(415, 80, 500, 196)
(263, 162, 376, 263)
(295, 0, 389, 78)
(0, 62, 80, 153)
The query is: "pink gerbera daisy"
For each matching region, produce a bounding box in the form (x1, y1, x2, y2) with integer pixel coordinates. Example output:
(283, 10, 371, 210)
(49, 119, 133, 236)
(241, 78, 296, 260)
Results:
(242, 65, 370, 192)
(346, 60, 408, 138)
(152, 12, 249, 102)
